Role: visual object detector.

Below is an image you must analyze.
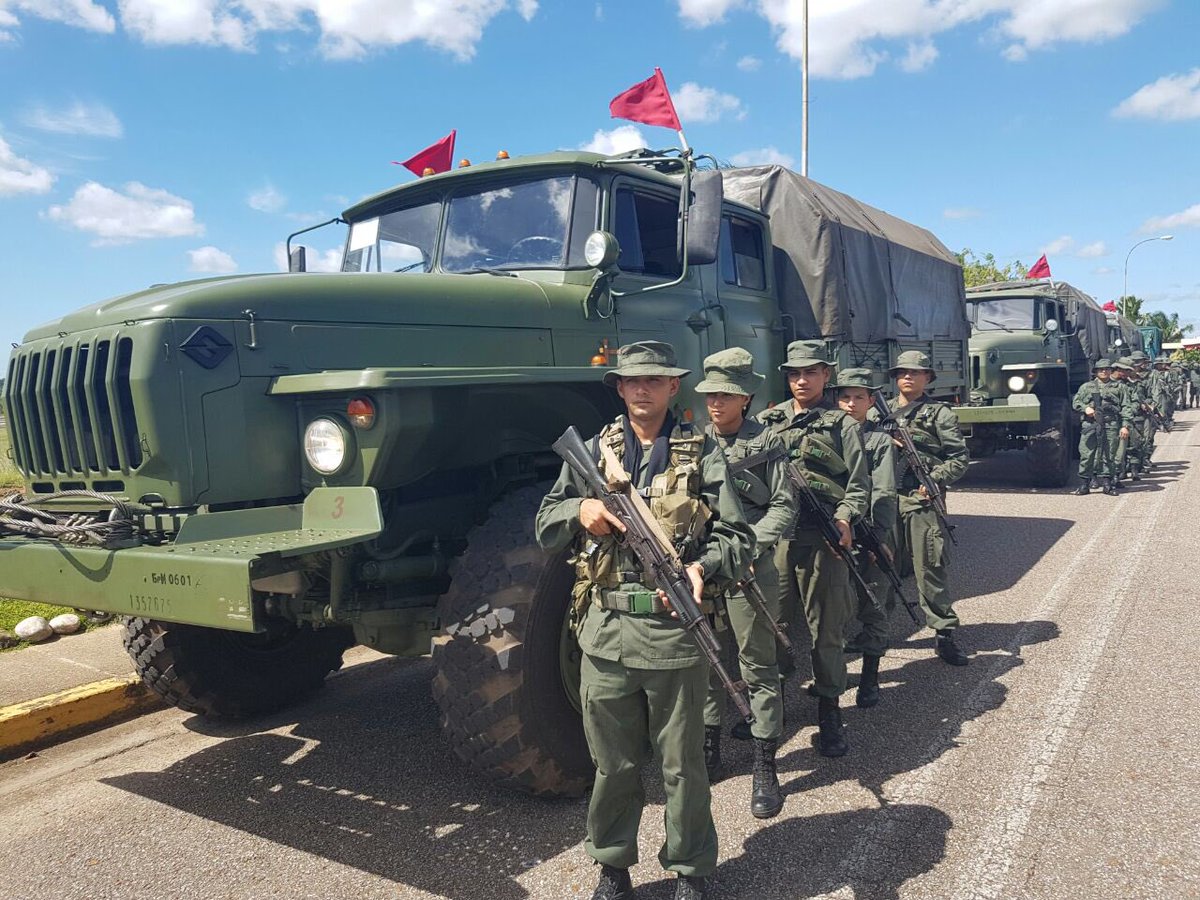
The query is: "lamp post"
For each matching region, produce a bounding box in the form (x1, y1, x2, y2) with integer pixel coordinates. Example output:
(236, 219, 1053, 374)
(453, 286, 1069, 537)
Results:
(801, 0, 809, 177)
(1123, 235, 1174, 319)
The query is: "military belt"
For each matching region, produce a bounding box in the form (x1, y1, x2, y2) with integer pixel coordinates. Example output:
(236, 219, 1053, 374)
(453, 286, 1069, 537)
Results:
(597, 587, 671, 615)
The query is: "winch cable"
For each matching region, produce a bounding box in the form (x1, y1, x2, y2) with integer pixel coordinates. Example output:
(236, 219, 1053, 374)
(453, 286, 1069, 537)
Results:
(0, 491, 145, 546)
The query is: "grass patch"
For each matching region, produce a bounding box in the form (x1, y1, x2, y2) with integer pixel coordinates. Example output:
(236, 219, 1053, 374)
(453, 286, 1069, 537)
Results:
(0, 599, 98, 648)
(0, 422, 21, 490)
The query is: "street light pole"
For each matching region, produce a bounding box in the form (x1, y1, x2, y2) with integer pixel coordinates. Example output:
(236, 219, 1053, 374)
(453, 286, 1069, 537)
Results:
(1123, 234, 1174, 320)
(801, 0, 809, 177)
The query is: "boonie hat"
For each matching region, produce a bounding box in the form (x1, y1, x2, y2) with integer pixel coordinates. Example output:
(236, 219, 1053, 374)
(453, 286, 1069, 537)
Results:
(1130, 350, 1148, 361)
(1114, 357, 1135, 371)
(1093, 358, 1113, 370)
(779, 339, 832, 371)
(694, 347, 765, 397)
(889, 350, 937, 383)
(834, 367, 882, 391)
(603, 340, 690, 388)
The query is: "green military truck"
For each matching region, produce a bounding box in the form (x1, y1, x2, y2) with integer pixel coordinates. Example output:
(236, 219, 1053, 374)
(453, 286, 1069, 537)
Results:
(955, 279, 1108, 487)
(1105, 310, 1143, 358)
(0, 149, 967, 794)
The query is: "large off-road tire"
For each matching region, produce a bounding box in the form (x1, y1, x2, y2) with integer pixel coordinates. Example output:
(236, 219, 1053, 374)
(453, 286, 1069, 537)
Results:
(122, 616, 353, 719)
(1027, 395, 1073, 487)
(431, 483, 592, 798)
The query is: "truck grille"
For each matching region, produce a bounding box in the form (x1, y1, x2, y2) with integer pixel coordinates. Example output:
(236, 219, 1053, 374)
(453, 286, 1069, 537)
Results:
(4, 333, 143, 479)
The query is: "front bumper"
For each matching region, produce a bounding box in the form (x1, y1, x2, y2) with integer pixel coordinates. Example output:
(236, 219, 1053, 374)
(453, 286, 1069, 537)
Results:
(953, 394, 1042, 425)
(0, 488, 382, 632)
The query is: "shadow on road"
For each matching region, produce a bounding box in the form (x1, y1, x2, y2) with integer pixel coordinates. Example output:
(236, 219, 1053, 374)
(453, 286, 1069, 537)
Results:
(946, 514, 1073, 601)
(103, 657, 583, 900)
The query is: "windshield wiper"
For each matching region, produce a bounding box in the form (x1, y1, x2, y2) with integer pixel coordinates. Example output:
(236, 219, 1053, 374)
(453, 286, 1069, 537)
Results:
(980, 318, 1014, 332)
(459, 266, 517, 277)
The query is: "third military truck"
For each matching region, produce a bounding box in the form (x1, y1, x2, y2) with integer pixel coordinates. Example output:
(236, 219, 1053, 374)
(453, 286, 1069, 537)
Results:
(955, 279, 1108, 487)
(0, 148, 967, 794)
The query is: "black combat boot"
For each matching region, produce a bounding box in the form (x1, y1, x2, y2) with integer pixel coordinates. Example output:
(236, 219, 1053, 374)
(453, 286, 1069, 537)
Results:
(817, 697, 848, 757)
(750, 738, 784, 819)
(936, 629, 970, 666)
(703, 725, 726, 784)
(674, 875, 707, 899)
(856, 654, 881, 708)
(1071, 482, 1090, 495)
(1102, 478, 1119, 496)
(591, 864, 633, 900)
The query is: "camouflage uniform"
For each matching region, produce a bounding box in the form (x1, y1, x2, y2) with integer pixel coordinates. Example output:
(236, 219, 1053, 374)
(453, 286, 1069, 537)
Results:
(1071, 359, 1132, 494)
(535, 341, 754, 893)
(886, 351, 970, 666)
(696, 348, 794, 820)
(758, 340, 869, 757)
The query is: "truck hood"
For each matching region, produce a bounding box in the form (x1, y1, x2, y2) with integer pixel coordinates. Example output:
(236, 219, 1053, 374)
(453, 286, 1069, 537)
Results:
(968, 330, 1050, 359)
(23, 272, 588, 343)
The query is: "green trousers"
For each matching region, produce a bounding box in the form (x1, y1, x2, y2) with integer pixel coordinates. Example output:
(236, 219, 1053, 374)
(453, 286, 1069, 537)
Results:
(898, 506, 958, 631)
(1077, 420, 1120, 479)
(777, 536, 854, 698)
(704, 550, 783, 740)
(850, 538, 894, 657)
(580, 653, 717, 877)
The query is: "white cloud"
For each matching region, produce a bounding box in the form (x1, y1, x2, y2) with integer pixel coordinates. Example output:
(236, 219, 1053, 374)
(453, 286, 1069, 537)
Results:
(943, 207, 982, 220)
(729, 146, 796, 169)
(112, 0, 539, 60)
(273, 240, 342, 272)
(580, 125, 647, 155)
(0, 0, 115, 36)
(736, 54, 761, 71)
(188, 245, 238, 273)
(1042, 235, 1074, 255)
(1077, 240, 1108, 258)
(1140, 203, 1200, 233)
(21, 101, 123, 138)
(1093, 266, 1116, 275)
(0, 135, 54, 195)
(45, 181, 203, 244)
(674, 81, 745, 123)
(678, 1, 1163, 80)
(248, 183, 287, 213)
(1113, 68, 1200, 121)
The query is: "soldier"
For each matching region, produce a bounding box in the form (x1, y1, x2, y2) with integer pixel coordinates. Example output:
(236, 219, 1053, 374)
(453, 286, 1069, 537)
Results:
(1190, 362, 1200, 409)
(696, 348, 794, 819)
(1071, 359, 1131, 495)
(758, 340, 869, 757)
(885, 351, 971, 666)
(1109, 359, 1139, 482)
(836, 368, 898, 708)
(535, 340, 753, 900)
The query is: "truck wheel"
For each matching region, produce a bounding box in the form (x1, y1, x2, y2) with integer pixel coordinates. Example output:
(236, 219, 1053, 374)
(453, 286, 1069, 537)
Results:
(431, 483, 592, 798)
(122, 616, 353, 719)
(1027, 396, 1072, 487)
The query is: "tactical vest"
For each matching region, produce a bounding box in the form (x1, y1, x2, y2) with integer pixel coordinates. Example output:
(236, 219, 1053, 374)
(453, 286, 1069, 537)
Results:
(893, 400, 946, 486)
(717, 427, 776, 518)
(761, 406, 851, 507)
(569, 418, 711, 615)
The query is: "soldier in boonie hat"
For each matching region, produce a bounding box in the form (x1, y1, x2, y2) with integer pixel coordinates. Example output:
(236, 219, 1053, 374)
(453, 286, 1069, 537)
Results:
(1112, 358, 1135, 371)
(888, 350, 937, 383)
(602, 340, 691, 388)
(1093, 358, 1113, 370)
(833, 367, 882, 391)
(695, 347, 766, 397)
(779, 339, 832, 371)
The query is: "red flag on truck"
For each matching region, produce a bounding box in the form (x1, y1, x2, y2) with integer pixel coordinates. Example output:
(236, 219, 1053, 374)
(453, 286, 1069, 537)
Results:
(609, 68, 682, 131)
(394, 130, 456, 177)
(1028, 254, 1051, 279)
(1102, 300, 1118, 312)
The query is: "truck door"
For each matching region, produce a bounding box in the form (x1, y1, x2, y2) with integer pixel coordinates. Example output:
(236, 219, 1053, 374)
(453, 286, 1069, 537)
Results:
(610, 178, 709, 411)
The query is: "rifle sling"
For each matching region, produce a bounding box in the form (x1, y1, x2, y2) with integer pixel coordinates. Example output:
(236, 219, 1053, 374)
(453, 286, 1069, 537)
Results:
(728, 445, 787, 475)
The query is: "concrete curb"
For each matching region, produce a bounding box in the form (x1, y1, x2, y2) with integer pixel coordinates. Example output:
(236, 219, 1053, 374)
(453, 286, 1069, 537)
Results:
(0, 674, 164, 760)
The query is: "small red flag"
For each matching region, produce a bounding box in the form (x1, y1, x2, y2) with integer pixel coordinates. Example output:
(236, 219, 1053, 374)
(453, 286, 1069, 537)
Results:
(609, 68, 682, 131)
(1102, 300, 1118, 312)
(394, 130, 456, 177)
(1028, 254, 1051, 279)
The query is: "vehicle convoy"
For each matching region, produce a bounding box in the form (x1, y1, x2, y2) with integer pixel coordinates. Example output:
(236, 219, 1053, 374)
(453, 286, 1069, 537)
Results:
(954, 279, 1108, 487)
(0, 149, 967, 795)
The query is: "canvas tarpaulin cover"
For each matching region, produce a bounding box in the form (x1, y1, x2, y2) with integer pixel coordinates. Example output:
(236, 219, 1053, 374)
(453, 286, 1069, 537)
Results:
(721, 166, 969, 344)
(1054, 282, 1108, 362)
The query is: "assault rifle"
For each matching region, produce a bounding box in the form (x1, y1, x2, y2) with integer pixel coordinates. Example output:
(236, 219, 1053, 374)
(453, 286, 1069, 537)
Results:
(853, 521, 920, 624)
(736, 573, 797, 659)
(552, 425, 754, 724)
(871, 391, 958, 546)
(778, 458, 884, 614)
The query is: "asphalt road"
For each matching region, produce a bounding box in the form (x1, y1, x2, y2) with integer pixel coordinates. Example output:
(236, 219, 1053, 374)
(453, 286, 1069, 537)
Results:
(3, 412, 1199, 900)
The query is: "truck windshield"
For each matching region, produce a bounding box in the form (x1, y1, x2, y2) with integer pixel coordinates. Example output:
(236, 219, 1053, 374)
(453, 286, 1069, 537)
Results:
(968, 297, 1038, 331)
(341, 174, 597, 274)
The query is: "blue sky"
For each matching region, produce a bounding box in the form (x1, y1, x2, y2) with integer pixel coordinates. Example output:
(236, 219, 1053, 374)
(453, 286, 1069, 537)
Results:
(1, 0, 1197, 350)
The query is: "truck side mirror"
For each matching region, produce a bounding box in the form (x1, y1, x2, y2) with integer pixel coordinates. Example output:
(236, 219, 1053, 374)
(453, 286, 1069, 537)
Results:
(289, 246, 308, 273)
(684, 170, 723, 267)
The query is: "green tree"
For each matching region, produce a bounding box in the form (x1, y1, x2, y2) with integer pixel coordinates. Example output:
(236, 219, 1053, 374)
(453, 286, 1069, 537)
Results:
(1142, 310, 1195, 343)
(955, 249, 1029, 288)
(1113, 295, 1145, 322)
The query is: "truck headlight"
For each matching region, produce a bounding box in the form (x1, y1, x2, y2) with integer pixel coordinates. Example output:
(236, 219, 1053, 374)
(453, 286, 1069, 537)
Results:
(304, 418, 351, 475)
(1007, 375, 1027, 393)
